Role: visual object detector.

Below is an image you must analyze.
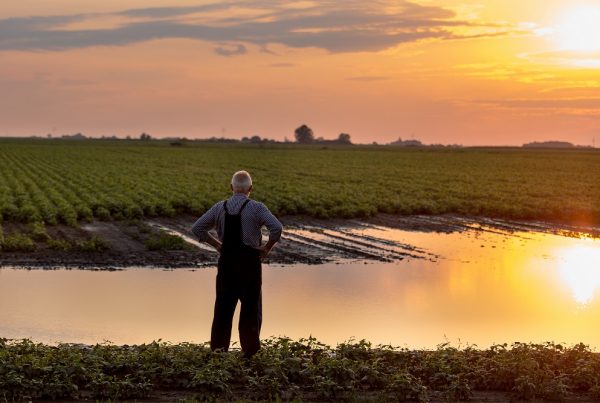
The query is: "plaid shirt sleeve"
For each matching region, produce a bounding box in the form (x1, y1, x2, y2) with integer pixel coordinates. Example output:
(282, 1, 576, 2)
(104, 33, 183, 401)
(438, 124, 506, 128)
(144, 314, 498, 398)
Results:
(256, 202, 283, 242)
(191, 202, 221, 241)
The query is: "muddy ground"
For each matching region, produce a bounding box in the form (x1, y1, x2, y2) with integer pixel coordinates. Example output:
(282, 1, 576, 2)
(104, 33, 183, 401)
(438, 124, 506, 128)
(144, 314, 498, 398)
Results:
(1, 214, 598, 269)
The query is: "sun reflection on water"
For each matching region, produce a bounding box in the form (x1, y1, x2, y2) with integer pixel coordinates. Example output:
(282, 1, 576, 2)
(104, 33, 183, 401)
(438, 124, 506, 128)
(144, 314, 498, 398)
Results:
(2, 224, 600, 347)
(557, 243, 600, 305)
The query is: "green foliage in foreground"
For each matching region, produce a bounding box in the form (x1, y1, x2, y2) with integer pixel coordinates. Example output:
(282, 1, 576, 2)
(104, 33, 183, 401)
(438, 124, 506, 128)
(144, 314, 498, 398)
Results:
(1, 337, 600, 401)
(0, 139, 599, 226)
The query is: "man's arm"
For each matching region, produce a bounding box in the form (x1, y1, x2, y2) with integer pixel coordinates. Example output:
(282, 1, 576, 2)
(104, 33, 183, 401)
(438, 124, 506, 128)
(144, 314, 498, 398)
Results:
(191, 202, 222, 253)
(256, 203, 283, 260)
(205, 233, 222, 254)
(258, 238, 278, 260)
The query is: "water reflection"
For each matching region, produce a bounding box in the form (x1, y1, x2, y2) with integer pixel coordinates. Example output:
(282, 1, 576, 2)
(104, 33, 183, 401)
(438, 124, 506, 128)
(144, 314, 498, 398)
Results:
(0, 227, 599, 348)
(557, 243, 600, 305)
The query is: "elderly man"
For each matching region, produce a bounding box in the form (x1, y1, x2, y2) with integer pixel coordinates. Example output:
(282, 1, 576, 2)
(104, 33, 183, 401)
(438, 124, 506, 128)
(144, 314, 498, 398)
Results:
(191, 170, 283, 357)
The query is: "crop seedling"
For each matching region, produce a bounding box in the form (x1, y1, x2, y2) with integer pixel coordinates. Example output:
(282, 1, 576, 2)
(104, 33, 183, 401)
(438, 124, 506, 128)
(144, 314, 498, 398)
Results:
(0, 231, 36, 252)
(145, 230, 192, 251)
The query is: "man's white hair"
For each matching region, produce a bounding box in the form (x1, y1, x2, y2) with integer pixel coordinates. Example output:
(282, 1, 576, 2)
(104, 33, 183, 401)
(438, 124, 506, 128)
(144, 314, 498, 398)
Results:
(231, 170, 253, 192)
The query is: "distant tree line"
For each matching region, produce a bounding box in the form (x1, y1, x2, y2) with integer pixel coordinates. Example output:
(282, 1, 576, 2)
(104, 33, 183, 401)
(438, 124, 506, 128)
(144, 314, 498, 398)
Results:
(43, 125, 355, 146)
(41, 133, 592, 149)
(522, 141, 593, 149)
(294, 124, 352, 145)
(18, 127, 474, 148)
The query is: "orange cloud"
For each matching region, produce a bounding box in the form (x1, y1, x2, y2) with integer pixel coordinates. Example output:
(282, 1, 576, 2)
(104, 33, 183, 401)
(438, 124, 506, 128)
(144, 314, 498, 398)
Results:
(0, 1, 526, 54)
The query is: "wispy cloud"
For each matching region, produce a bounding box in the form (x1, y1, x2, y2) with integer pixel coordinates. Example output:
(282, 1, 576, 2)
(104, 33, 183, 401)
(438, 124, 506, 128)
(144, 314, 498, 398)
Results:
(478, 98, 600, 109)
(269, 62, 296, 67)
(521, 50, 600, 68)
(214, 43, 247, 56)
(468, 97, 600, 119)
(346, 75, 391, 81)
(117, 4, 228, 19)
(0, 1, 524, 54)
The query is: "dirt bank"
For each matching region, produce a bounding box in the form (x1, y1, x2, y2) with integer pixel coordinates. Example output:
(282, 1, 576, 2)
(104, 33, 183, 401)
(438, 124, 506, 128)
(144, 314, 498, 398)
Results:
(0, 214, 598, 270)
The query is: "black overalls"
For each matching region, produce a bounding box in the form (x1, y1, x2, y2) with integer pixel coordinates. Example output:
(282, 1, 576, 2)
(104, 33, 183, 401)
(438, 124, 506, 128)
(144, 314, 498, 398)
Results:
(210, 199, 262, 357)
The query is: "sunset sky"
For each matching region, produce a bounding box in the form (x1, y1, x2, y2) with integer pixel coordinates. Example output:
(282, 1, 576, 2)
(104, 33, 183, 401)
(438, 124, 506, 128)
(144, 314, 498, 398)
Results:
(2, 0, 600, 145)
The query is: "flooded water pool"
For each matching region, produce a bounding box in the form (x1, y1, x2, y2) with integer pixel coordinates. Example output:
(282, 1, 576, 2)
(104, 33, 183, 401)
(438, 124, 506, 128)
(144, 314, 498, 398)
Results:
(1, 225, 599, 349)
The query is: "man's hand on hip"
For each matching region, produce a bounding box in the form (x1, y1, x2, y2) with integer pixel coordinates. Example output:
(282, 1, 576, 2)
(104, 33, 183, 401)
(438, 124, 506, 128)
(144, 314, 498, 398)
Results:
(206, 234, 222, 254)
(257, 239, 278, 261)
(257, 245, 271, 261)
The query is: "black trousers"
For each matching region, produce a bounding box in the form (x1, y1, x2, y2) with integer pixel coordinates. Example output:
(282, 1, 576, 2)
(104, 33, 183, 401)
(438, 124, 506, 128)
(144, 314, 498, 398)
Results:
(210, 247, 262, 357)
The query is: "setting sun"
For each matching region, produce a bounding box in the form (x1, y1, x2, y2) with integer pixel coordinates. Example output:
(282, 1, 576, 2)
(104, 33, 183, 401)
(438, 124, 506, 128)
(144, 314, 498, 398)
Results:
(555, 5, 600, 51)
(2, 0, 600, 144)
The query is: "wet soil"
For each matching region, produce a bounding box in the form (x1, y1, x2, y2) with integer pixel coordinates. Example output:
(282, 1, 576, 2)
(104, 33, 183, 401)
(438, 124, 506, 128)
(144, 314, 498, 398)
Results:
(1, 214, 598, 270)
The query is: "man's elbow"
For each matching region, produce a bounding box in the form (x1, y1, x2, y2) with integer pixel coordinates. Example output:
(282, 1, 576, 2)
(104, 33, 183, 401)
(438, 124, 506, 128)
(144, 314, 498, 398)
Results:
(191, 226, 208, 242)
(270, 224, 283, 242)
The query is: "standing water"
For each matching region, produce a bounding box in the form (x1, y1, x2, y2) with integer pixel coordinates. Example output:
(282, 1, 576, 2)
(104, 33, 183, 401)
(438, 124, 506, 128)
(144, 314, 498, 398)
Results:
(1, 224, 599, 349)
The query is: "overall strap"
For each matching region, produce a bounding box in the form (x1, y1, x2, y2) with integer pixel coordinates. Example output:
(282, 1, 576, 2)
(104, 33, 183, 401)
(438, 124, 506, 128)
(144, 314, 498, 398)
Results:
(238, 199, 251, 214)
(223, 200, 229, 215)
(223, 198, 250, 215)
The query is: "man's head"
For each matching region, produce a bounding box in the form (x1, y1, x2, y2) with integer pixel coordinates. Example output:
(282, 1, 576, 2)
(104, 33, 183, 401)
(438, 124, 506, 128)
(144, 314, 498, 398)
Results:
(230, 170, 253, 194)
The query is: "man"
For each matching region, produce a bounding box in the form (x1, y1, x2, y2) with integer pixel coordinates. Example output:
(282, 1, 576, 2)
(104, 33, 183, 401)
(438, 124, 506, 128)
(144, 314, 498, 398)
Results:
(191, 170, 283, 358)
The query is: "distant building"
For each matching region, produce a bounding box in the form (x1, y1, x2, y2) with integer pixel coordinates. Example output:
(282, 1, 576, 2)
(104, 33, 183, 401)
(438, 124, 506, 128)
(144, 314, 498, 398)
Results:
(61, 133, 87, 140)
(389, 137, 423, 147)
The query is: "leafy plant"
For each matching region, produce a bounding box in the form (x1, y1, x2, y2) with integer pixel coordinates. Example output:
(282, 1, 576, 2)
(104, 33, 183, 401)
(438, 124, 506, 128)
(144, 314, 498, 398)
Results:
(146, 231, 191, 251)
(47, 238, 73, 252)
(76, 236, 109, 252)
(0, 338, 599, 401)
(0, 232, 36, 252)
(28, 221, 50, 242)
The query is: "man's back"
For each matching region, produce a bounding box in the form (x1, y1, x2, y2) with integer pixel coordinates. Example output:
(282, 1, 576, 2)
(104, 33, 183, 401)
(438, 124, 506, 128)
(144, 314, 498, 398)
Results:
(190, 170, 283, 358)
(191, 193, 282, 248)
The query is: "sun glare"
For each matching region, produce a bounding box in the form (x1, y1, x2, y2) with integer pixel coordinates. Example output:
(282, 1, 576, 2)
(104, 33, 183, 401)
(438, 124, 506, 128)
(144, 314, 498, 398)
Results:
(557, 244, 600, 305)
(555, 6, 600, 51)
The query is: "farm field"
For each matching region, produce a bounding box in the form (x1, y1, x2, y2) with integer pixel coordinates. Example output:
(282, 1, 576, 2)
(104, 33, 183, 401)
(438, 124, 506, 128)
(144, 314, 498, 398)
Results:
(0, 139, 598, 225)
(0, 138, 598, 264)
(6, 1, 600, 401)
(1, 140, 599, 399)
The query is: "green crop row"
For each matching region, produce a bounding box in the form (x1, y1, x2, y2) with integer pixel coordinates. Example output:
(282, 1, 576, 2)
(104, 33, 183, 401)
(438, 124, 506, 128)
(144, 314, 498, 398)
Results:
(0, 139, 599, 226)
(0, 223, 37, 252)
(46, 236, 109, 252)
(1, 337, 600, 401)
